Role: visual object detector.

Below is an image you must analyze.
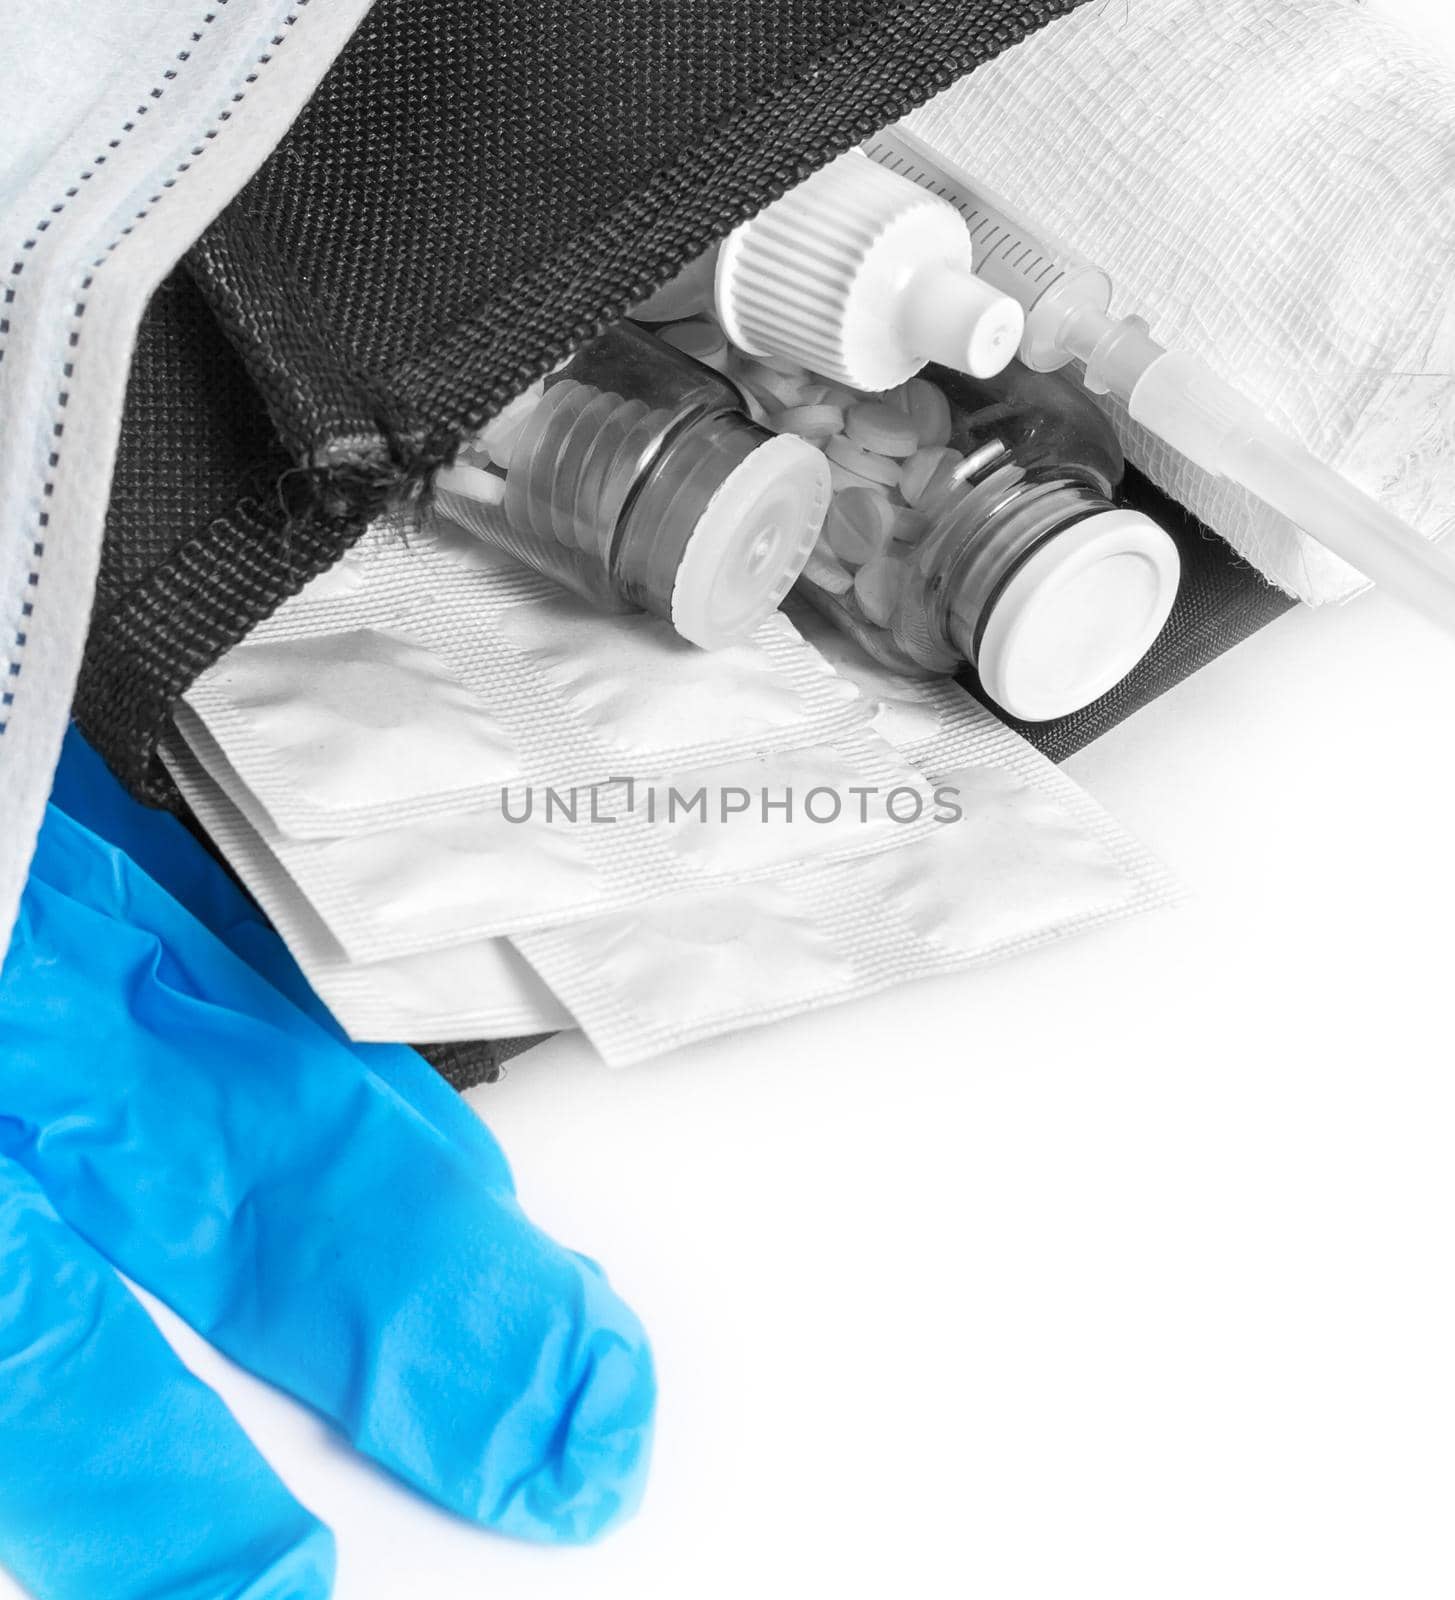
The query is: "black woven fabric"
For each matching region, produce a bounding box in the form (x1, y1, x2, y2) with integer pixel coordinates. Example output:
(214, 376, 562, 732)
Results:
(73, 0, 1296, 1083)
(418, 1036, 553, 1092)
(77, 0, 1099, 794)
(74, 271, 376, 801)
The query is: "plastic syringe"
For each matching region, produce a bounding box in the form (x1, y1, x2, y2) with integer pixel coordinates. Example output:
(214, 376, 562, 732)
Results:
(864, 125, 1455, 638)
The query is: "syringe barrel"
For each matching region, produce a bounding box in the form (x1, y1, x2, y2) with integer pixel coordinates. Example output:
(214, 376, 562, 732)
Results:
(866, 127, 1455, 642)
(863, 125, 1114, 372)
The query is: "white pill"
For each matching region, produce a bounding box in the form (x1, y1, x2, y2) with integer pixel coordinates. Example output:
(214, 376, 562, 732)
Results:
(889, 506, 932, 547)
(854, 555, 906, 626)
(479, 381, 544, 469)
(736, 358, 812, 407)
(630, 249, 721, 323)
(824, 486, 895, 567)
(486, 424, 524, 470)
(845, 401, 921, 458)
(921, 451, 973, 509)
(735, 381, 775, 425)
(828, 461, 878, 495)
(745, 347, 812, 378)
(826, 433, 902, 488)
(661, 318, 730, 371)
(434, 459, 506, 506)
(802, 546, 854, 595)
(815, 383, 860, 412)
(903, 378, 953, 447)
(773, 403, 845, 442)
(899, 445, 960, 507)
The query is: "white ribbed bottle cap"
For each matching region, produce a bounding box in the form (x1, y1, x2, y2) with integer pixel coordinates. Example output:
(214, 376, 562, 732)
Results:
(670, 434, 832, 648)
(715, 150, 1024, 391)
(976, 510, 1181, 721)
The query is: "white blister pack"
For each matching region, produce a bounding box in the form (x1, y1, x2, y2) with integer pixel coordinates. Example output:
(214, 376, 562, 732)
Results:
(174, 695, 940, 962)
(162, 734, 572, 1043)
(512, 607, 1181, 1065)
(182, 512, 869, 840)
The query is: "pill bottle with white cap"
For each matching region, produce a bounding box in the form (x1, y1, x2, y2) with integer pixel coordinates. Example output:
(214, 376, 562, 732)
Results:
(791, 358, 1182, 721)
(432, 321, 831, 649)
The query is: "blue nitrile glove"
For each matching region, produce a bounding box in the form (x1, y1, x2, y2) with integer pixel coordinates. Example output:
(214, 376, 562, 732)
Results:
(0, 732, 654, 1600)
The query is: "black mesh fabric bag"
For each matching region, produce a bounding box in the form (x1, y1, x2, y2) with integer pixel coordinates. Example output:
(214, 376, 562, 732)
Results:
(74, 0, 1293, 1086)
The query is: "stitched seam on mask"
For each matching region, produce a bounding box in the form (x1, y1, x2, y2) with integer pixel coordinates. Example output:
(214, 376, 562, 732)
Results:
(0, 0, 308, 736)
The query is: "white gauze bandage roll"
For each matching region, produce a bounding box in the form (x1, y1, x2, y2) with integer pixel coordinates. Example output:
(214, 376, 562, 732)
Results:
(907, 0, 1455, 606)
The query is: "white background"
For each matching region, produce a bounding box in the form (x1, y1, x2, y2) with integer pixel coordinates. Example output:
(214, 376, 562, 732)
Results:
(18, 3, 1455, 1597)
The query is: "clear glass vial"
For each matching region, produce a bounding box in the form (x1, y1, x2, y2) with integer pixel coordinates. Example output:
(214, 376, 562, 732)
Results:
(793, 359, 1181, 721)
(432, 321, 831, 648)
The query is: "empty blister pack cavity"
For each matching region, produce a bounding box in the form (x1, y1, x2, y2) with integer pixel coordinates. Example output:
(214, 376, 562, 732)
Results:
(162, 736, 572, 1043)
(175, 703, 940, 962)
(182, 513, 867, 840)
(512, 614, 1181, 1064)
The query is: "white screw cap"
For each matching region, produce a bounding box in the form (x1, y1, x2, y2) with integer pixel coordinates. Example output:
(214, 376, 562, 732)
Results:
(715, 150, 1024, 391)
(976, 509, 1181, 721)
(670, 434, 832, 648)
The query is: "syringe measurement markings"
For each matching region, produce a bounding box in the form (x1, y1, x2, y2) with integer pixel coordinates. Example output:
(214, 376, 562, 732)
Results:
(875, 148, 958, 207)
(873, 141, 1069, 299)
(969, 216, 1020, 260)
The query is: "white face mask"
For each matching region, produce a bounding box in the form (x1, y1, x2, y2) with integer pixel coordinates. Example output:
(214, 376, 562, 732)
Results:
(904, 0, 1455, 606)
(0, 0, 375, 955)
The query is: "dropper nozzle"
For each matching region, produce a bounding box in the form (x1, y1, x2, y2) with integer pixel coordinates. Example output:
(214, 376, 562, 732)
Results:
(715, 149, 1023, 391)
(901, 262, 1026, 378)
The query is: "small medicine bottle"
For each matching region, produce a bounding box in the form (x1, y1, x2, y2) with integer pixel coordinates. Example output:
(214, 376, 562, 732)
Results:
(633, 151, 1025, 393)
(778, 358, 1181, 721)
(432, 321, 831, 648)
